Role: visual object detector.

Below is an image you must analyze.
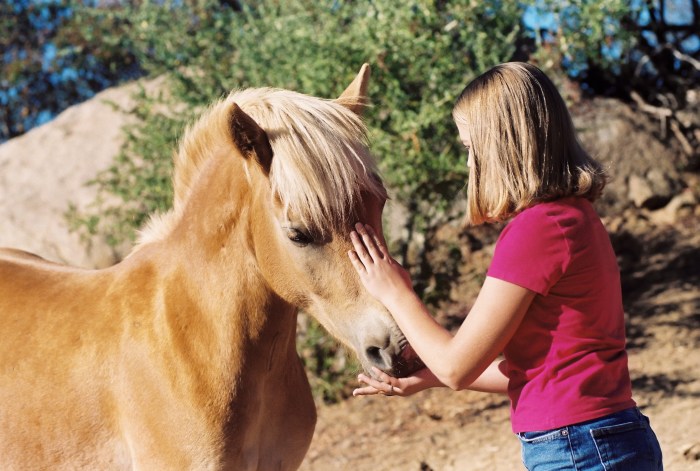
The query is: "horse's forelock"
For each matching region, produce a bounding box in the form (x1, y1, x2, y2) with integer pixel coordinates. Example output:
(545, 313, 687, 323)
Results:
(233, 88, 386, 233)
(135, 87, 386, 251)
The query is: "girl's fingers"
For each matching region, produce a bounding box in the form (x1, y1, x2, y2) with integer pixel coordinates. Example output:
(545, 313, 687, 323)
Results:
(353, 385, 379, 396)
(350, 230, 371, 263)
(366, 225, 389, 259)
(358, 370, 398, 396)
(354, 223, 383, 261)
(371, 366, 393, 382)
(347, 250, 366, 273)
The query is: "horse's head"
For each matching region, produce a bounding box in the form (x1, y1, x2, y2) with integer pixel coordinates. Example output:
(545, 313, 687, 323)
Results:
(225, 65, 423, 378)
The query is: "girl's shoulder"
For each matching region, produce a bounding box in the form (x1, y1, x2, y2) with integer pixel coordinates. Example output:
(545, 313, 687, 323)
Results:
(526, 196, 592, 215)
(511, 197, 595, 227)
(501, 197, 600, 250)
(491, 199, 585, 295)
(491, 197, 605, 295)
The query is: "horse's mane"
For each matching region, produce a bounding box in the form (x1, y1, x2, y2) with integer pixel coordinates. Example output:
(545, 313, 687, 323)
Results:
(136, 87, 386, 248)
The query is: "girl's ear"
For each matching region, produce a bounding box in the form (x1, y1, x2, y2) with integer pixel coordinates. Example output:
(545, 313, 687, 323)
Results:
(228, 103, 273, 175)
(336, 63, 370, 116)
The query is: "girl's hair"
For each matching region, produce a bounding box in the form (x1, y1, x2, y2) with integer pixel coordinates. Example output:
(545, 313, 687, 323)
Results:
(453, 62, 606, 226)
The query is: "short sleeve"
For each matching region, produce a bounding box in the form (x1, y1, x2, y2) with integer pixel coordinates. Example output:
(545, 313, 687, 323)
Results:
(487, 208, 570, 295)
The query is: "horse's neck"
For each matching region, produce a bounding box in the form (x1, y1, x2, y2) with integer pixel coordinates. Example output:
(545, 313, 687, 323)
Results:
(124, 240, 299, 423)
(131, 152, 298, 408)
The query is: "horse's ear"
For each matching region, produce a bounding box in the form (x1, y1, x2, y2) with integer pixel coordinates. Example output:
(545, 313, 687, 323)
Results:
(229, 103, 273, 175)
(336, 63, 370, 116)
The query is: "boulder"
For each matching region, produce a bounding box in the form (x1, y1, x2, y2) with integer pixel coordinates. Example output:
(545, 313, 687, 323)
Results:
(572, 97, 687, 216)
(0, 80, 160, 268)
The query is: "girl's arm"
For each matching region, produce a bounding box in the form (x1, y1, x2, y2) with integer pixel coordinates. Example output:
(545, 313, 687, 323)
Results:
(353, 359, 509, 397)
(349, 223, 534, 391)
(466, 359, 509, 393)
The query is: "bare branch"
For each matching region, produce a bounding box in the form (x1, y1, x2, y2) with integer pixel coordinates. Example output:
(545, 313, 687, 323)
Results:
(670, 120, 695, 157)
(631, 91, 673, 117)
(668, 47, 700, 71)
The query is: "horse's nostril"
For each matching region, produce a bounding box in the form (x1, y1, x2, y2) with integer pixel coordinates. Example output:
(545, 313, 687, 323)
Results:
(365, 346, 383, 365)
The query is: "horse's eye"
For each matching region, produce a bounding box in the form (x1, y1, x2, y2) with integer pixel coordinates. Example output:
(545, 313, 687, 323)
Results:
(285, 228, 313, 247)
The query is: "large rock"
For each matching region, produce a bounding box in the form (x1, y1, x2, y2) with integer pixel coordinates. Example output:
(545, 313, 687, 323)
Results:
(0, 80, 159, 268)
(571, 97, 688, 216)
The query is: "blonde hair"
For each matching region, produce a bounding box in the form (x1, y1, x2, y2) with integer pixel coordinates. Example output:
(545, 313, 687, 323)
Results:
(137, 87, 385, 247)
(453, 62, 606, 226)
(231, 88, 385, 232)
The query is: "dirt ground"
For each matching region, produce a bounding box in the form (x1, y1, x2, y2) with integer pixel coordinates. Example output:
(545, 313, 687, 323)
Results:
(300, 201, 700, 470)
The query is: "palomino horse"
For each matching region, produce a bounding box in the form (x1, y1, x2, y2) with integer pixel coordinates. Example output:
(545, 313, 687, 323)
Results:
(0, 65, 421, 470)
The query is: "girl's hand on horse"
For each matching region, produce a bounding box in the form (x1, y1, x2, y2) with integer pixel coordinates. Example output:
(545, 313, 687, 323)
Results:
(353, 367, 435, 398)
(348, 223, 413, 308)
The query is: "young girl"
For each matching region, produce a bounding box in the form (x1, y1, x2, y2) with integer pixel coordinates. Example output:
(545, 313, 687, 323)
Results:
(348, 62, 663, 470)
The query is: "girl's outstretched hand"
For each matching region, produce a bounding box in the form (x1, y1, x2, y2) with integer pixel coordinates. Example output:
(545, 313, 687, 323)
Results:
(353, 367, 439, 398)
(348, 223, 413, 308)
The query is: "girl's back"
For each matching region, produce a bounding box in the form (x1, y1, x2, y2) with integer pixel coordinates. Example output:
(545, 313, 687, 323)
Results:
(488, 197, 635, 432)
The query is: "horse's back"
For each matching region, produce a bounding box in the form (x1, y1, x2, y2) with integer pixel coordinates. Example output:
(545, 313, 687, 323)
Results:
(0, 247, 46, 261)
(0, 248, 133, 468)
(0, 246, 121, 362)
(0, 247, 84, 279)
(0, 245, 106, 379)
(0, 247, 87, 319)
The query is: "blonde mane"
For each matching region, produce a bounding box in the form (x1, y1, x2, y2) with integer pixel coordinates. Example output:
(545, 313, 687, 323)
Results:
(137, 87, 386, 246)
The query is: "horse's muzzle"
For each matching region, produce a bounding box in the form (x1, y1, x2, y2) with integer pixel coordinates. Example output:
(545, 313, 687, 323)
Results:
(390, 343, 426, 378)
(359, 323, 426, 378)
(363, 341, 425, 378)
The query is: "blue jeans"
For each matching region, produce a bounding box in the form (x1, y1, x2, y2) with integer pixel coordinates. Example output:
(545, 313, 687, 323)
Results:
(517, 407, 663, 470)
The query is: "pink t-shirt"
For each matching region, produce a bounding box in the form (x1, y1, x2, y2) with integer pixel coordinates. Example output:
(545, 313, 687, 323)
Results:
(487, 197, 635, 433)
